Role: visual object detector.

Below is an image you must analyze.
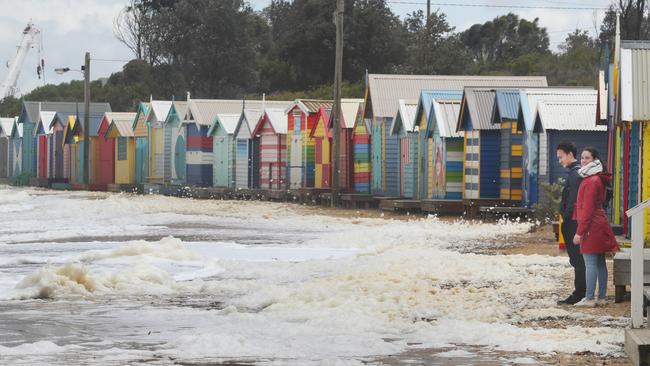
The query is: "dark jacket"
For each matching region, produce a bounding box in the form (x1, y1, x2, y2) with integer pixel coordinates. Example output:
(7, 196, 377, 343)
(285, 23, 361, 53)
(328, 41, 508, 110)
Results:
(572, 173, 619, 254)
(560, 161, 582, 222)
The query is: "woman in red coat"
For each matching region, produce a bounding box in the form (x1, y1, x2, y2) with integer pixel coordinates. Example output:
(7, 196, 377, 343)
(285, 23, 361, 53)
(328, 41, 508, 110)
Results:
(572, 147, 619, 307)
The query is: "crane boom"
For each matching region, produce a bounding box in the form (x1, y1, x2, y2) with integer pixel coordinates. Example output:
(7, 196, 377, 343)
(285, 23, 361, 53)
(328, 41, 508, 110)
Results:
(1, 22, 42, 100)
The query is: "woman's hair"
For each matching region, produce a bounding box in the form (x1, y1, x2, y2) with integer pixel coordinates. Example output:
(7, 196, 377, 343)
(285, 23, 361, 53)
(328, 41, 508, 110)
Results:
(582, 146, 607, 172)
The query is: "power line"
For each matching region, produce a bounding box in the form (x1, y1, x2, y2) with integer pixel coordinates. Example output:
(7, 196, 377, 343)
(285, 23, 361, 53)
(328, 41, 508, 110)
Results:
(386, 1, 609, 10)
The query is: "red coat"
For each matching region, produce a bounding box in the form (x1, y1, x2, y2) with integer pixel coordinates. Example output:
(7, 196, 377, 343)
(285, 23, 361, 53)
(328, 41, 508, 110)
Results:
(573, 173, 618, 254)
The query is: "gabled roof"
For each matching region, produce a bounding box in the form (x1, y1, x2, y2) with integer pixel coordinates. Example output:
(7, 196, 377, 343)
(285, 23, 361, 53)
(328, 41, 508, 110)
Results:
(285, 99, 333, 115)
(146, 100, 173, 124)
(431, 98, 463, 138)
(518, 88, 596, 131)
(21, 101, 111, 124)
(0, 117, 15, 137)
(107, 119, 135, 138)
(494, 89, 520, 122)
(185, 99, 244, 126)
(63, 115, 79, 144)
(351, 102, 368, 138)
(168, 101, 188, 123)
(415, 90, 461, 132)
(234, 100, 293, 136)
(336, 98, 364, 129)
(310, 106, 332, 138)
(365, 74, 548, 119)
(253, 107, 289, 136)
(390, 99, 418, 135)
(10, 119, 23, 138)
(105, 112, 137, 138)
(535, 100, 605, 132)
(35, 111, 57, 135)
(132, 102, 150, 130)
(208, 113, 240, 136)
(620, 41, 650, 121)
(456, 88, 498, 132)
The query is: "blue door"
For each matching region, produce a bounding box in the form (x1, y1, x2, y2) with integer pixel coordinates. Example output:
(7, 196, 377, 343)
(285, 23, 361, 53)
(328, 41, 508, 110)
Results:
(135, 137, 147, 184)
(174, 135, 186, 182)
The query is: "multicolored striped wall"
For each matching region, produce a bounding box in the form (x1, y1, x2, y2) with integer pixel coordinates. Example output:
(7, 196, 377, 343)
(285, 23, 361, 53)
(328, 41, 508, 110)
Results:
(312, 110, 331, 189)
(444, 138, 463, 199)
(417, 113, 429, 199)
(372, 119, 382, 193)
(185, 124, 213, 187)
(287, 107, 318, 189)
(257, 115, 287, 189)
(463, 129, 479, 199)
(499, 121, 523, 201)
(353, 116, 370, 193)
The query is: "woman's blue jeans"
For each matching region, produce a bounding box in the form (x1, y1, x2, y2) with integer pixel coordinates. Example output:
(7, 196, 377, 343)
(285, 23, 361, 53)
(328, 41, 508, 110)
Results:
(583, 253, 607, 300)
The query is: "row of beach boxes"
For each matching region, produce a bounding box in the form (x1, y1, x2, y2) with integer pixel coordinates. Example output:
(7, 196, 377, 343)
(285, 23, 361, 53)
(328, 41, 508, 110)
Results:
(0, 76, 612, 208)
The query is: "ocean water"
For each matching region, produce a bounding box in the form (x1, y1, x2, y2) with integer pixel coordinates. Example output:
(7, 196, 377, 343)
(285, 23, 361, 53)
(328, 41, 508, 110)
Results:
(0, 186, 625, 365)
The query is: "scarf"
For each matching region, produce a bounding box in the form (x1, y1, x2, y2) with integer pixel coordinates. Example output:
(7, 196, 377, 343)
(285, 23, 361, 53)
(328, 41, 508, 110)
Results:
(578, 159, 603, 178)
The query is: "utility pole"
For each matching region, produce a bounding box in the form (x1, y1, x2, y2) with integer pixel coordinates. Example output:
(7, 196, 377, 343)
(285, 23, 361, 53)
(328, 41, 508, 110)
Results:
(331, 0, 344, 207)
(427, 0, 430, 20)
(83, 52, 90, 185)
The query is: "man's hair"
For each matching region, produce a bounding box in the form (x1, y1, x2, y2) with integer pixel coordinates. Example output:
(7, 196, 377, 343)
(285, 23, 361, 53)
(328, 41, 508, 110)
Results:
(556, 140, 577, 158)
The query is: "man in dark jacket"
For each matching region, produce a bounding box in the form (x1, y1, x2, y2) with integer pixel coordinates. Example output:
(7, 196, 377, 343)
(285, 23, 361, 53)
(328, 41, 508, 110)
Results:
(556, 141, 586, 305)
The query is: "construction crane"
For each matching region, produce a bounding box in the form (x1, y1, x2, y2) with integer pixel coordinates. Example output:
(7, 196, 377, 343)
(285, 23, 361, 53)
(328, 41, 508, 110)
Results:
(0, 21, 44, 100)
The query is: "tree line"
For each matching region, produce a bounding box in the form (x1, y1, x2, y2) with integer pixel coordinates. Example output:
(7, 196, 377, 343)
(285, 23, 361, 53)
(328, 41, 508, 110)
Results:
(0, 0, 647, 117)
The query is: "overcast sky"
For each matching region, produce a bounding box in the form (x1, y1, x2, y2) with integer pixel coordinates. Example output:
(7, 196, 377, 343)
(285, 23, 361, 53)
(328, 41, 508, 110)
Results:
(0, 0, 613, 97)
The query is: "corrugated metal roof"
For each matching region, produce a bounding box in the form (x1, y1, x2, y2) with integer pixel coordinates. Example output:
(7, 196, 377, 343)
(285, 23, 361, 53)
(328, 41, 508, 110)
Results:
(111, 120, 135, 137)
(264, 108, 288, 134)
(415, 90, 462, 132)
(170, 101, 188, 121)
(366, 74, 548, 118)
(22, 101, 111, 124)
(536, 100, 606, 131)
(186, 99, 244, 126)
(494, 89, 520, 121)
(106, 112, 137, 137)
(333, 98, 364, 129)
(208, 113, 240, 136)
(11, 120, 23, 138)
(518, 88, 596, 131)
(390, 99, 418, 135)
(37, 111, 57, 135)
(457, 88, 498, 131)
(0, 118, 14, 137)
(432, 98, 463, 138)
(147, 100, 173, 123)
(285, 99, 333, 115)
(620, 45, 650, 121)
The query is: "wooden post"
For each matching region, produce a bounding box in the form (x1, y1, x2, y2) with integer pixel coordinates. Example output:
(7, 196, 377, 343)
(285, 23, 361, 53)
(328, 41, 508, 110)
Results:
(83, 52, 90, 185)
(627, 199, 650, 328)
(332, 0, 343, 207)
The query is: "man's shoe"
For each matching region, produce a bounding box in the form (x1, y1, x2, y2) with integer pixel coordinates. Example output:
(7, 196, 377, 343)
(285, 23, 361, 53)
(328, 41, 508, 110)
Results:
(574, 297, 596, 307)
(596, 298, 608, 306)
(557, 295, 580, 305)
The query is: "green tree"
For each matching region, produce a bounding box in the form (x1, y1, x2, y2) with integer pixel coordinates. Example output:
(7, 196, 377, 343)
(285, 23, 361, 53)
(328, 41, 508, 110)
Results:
(150, 0, 261, 98)
(263, 0, 405, 91)
(461, 13, 550, 72)
(399, 10, 472, 75)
